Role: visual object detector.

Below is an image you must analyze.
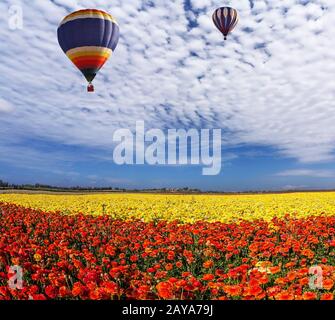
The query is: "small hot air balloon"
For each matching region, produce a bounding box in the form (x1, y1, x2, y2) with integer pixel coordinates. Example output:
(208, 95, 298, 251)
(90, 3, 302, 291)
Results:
(57, 9, 120, 92)
(212, 7, 239, 40)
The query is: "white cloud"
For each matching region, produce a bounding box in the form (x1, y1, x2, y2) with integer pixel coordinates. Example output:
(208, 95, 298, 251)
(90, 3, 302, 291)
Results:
(281, 184, 308, 191)
(0, 98, 13, 113)
(277, 169, 335, 178)
(0, 0, 335, 165)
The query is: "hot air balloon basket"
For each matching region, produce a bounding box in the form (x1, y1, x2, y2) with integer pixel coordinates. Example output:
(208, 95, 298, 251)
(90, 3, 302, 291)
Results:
(87, 84, 95, 92)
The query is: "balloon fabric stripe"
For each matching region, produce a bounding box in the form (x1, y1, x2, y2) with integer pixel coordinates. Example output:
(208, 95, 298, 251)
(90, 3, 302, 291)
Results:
(58, 19, 119, 52)
(229, 10, 238, 33)
(71, 57, 109, 70)
(66, 47, 112, 60)
(59, 9, 118, 26)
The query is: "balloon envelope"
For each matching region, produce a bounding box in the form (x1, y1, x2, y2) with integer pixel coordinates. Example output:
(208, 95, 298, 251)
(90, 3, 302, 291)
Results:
(212, 7, 239, 40)
(57, 9, 120, 89)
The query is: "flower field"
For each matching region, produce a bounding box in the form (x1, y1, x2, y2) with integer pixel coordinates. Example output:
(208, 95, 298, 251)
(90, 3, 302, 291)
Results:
(1, 192, 335, 300)
(1, 192, 335, 222)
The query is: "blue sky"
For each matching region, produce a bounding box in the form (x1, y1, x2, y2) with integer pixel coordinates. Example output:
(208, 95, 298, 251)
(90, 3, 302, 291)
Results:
(1, 0, 335, 191)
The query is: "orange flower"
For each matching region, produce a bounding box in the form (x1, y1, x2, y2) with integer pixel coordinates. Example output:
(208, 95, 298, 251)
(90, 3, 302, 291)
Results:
(223, 285, 242, 297)
(323, 278, 334, 290)
(73, 259, 83, 269)
(275, 277, 287, 285)
(11, 257, 20, 265)
(89, 289, 102, 300)
(256, 292, 266, 300)
(71, 282, 83, 297)
(203, 260, 214, 269)
(275, 291, 295, 300)
(321, 293, 334, 300)
(165, 263, 173, 271)
(259, 275, 269, 285)
(269, 266, 281, 274)
(156, 281, 174, 300)
(301, 249, 315, 259)
(3, 202, 335, 301)
(287, 271, 297, 282)
(285, 262, 295, 268)
(266, 286, 281, 298)
(298, 277, 309, 286)
(302, 291, 317, 300)
(202, 274, 215, 281)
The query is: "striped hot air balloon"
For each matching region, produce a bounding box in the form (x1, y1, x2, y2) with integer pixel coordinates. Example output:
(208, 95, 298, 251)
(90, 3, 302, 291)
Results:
(212, 7, 239, 40)
(57, 9, 120, 92)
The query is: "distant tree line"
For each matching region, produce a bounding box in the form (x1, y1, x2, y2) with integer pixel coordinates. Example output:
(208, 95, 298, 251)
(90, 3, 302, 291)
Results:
(0, 180, 9, 188)
(0, 179, 202, 193)
(0, 179, 123, 192)
(2, 179, 330, 194)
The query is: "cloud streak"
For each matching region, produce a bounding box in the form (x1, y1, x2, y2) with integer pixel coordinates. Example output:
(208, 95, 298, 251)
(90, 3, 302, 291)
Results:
(277, 169, 335, 178)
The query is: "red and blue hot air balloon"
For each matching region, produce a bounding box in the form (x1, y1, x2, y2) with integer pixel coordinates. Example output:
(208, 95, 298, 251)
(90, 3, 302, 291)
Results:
(57, 9, 120, 92)
(212, 7, 239, 40)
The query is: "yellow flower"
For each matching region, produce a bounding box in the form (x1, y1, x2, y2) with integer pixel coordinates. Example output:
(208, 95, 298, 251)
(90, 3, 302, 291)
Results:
(1, 191, 335, 223)
(34, 254, 42, 262)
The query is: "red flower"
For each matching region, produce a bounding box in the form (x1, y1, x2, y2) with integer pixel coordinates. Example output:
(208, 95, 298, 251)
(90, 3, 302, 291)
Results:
(2, 203, 335, 301)
(130, 255, 138, 262)
(30, 294, 47, 300)
(59, 286, 69, 298)
(329, 240, 335, 247)
(72, 282, 84, 297)
(89, 289, 101, 300)
(176, 280, 187, 287)
(45, 285, 58, 299)
(168, 277, 178, 284)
